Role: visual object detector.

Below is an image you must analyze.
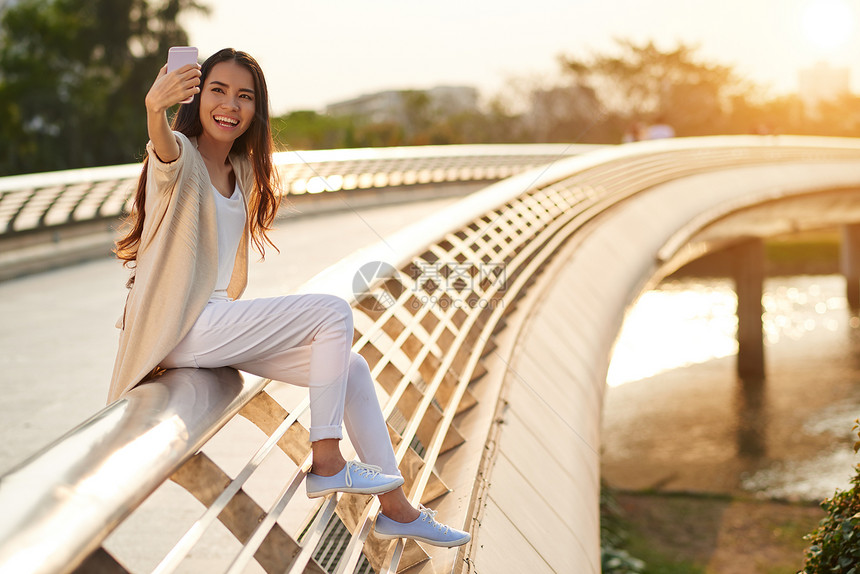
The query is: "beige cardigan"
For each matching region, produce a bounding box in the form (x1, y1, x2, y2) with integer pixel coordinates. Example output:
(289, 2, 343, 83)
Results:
(107, 132, 254, 403)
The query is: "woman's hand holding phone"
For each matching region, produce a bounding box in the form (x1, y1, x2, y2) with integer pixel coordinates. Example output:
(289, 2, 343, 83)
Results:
(144, 47, 200, 163)
(145, 47, 200, 114)
(166, 47, 199, 104)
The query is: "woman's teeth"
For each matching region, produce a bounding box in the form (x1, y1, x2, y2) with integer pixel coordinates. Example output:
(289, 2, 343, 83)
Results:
(214, 116, 238, 127)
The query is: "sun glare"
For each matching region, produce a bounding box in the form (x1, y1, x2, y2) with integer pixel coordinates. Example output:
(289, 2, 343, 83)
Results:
(802, 0, 856, 53)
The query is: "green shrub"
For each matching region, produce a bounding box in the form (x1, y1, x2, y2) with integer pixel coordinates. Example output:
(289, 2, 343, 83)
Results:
(601, 486, 646, 574)
(602, 547, 646, 574)
(800, 419, 860, 574)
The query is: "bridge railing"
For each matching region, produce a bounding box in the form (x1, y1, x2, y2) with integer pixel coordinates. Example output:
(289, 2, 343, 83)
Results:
(3, 136, 860, 574)
(0, 144, 594, 236)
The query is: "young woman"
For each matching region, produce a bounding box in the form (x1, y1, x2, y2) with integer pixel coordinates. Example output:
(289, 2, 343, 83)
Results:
(110, 48, 470, 548)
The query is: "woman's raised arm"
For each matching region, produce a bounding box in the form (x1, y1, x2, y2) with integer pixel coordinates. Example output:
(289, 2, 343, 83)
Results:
(144, 64, 201, 163)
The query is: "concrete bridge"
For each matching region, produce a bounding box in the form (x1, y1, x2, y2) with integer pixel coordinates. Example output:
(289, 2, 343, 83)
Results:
(1, 137, 860, 574)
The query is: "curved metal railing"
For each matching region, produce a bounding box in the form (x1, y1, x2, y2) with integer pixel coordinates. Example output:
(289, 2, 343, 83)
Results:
(3, 136, 860, 574)
(0, 144, 595, 236)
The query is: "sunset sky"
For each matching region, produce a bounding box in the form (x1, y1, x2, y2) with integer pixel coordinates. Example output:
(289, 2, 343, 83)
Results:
(182, 0, 860, 114)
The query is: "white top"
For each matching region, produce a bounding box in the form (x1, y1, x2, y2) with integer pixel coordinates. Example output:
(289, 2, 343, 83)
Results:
(210, 181, 246, 301)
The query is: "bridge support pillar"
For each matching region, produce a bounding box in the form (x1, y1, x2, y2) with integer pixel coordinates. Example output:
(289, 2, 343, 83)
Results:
(840, 223, 860, 311)
(732, 239, 766, 379)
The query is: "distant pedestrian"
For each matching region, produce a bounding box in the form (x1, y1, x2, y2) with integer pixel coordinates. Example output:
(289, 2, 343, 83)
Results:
(110, 47, 469, 547)
(645, 116, 675, 140)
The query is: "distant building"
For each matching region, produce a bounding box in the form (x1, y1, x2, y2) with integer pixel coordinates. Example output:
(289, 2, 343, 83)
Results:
(327, 90, 406, 124)
(424, 86, 479, 116)
(798, 62, 851, 112)
(326, 86, 479, 125)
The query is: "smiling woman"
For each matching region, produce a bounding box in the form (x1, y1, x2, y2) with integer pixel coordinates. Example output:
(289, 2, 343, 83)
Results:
(801, 0, 856, 53)
(108, 46, 472, 549)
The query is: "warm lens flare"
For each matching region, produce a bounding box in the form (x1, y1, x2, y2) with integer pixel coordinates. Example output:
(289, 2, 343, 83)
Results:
(801, 0, 856, 53)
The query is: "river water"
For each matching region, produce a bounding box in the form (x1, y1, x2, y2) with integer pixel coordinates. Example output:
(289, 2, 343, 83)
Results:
(602, 274, 860, 501)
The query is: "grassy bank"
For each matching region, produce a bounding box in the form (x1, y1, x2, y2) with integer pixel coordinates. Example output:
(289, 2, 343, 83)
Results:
(608, 491, 823, 574)
(765, 231, 841, 276)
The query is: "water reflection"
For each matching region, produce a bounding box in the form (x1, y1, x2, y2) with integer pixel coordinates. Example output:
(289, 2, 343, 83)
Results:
(608, 276, 852, 387)
(607, 279, 738, 386)
(735, 374, 767, 459)
(603, 275, 860, 501)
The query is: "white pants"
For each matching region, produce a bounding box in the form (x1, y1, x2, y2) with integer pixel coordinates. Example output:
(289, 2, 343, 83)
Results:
(161, 293, 400, 477)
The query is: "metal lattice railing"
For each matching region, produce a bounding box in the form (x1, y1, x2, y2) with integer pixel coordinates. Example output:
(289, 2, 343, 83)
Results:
(0, 144, 596, 236)
(3, 136, 860, 574)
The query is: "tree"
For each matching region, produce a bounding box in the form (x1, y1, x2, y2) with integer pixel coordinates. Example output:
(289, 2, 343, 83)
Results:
(526, 83, 610, 143)
(271, 111, 357, 151)
(562, 40, 755, 137)
(809, 94, 860, 137)
(0, 0, 207, 176)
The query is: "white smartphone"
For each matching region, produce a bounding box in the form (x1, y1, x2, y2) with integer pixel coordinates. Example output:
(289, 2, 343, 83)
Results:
(167, 46, 198, 104)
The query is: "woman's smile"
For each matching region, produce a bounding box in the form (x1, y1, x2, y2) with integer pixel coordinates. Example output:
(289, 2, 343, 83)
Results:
(199, 61, 255, 142)
(213, 115, 240, 129)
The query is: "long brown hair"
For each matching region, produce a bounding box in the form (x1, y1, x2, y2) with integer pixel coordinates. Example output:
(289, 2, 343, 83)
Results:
(115, 48, 281, 283)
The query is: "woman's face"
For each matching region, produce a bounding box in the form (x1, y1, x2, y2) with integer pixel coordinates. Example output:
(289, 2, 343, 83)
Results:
(198, 60, 256, 145)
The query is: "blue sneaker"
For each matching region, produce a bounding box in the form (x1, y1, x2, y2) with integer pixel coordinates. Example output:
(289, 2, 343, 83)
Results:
(306, 460, 404, 498)
(374, 506, 471, 547)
